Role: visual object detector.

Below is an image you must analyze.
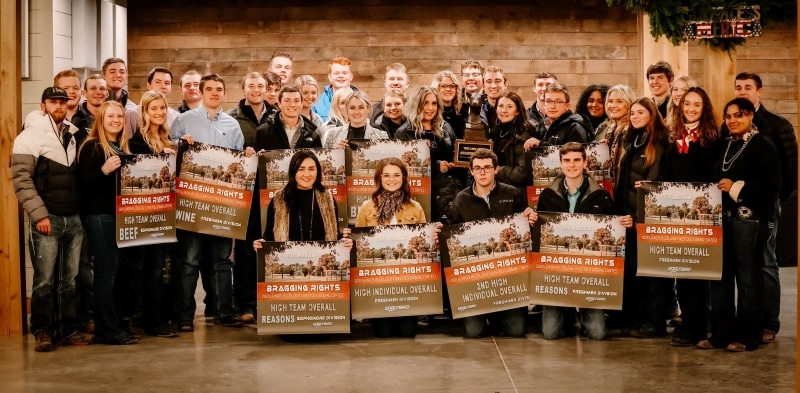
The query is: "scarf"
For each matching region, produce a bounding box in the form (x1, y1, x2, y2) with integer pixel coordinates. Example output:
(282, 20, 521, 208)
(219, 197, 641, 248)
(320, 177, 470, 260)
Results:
(375, 190, 405, 225)
(676, 121, 699, 154)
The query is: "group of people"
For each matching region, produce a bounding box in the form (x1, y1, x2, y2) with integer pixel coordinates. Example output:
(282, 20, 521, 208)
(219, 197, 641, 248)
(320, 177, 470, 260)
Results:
(12, 53, 795, 353)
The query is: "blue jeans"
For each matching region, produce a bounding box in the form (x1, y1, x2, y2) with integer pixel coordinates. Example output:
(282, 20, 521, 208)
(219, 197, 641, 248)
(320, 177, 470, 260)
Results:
(29, 214, 83, 337)
(762, 200, 780, 334)
(462, 307, 527, 338)
(84, 214, 130, 343)
(176, 230, 234, 324)
(542, 306, 606, 340)
(709, 215, 767, 350)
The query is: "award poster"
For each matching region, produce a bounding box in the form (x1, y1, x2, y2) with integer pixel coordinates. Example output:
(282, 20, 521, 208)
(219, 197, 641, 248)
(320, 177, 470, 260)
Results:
(347, 139, 431, 227)
(259, 148, 346, 232)
(526, 141, 613, 208)
(256, 241, 351, 335)
(440, 213, 532, 319)
(530, 212, 625, 310)
(584, 141, 613, 194)
(349, 224, 442, 319)
(636, 182, 723, 280)
(116, 154, 177, 248)
(174, 142, 258, 240)
(525, 145, 560, 208)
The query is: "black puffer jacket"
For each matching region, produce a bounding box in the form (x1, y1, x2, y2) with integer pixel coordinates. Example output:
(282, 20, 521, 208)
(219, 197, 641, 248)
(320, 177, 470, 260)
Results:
(536, 174, 613, 215)
(448, 181, 527, 225)
(539, 111, 591, 146)
(255, 112, 322, 151)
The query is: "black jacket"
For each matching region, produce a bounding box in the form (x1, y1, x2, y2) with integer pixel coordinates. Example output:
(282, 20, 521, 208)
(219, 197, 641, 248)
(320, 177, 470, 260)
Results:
(228, 99, 272, 149)
(489, 121, 535, 192)
(539, 111, 591, 146)
(70, 102, 94, 145)
(255, 112, 322, 151)
(713, 133, 780, 220)
(613, 127, 667, 216)
(664, 136, 725, 183)
(77, 139, 119, 215)
(536, 174, 613, 215)
(394, 122, 456, 174)
(373, 115, 406, 139)
(754, 104, 798, 200)
(448, 181, 528, 225)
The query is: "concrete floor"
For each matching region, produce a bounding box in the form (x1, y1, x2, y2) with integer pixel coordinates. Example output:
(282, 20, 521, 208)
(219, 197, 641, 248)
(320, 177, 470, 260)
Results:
(1, 269, 796, 393)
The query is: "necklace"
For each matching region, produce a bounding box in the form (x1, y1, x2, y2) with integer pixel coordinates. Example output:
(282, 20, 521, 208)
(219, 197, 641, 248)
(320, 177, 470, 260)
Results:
(722, 132, 756, 172)
(297, 191, 315, 240)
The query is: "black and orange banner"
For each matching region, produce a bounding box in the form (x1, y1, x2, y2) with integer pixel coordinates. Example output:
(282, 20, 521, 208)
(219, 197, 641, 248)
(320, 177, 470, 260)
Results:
(440, 213, 532, 319)
(349, 224, 442, 319)
(347, 139, 431, 227)
(116, 154, 177, 248)
(174, 142, 257, 240)
(636, 182, 723, 280)
(259, 148, 347, 233)
(256, 241, 351, 335)
(530, 212, 625, 310)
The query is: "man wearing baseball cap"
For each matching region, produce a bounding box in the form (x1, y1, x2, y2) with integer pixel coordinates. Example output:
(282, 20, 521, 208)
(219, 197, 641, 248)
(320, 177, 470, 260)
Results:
(12, 86, 91, 351)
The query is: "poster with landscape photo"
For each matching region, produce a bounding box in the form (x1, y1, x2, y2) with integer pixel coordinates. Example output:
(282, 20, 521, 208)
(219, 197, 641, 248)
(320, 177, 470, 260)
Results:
(116, 153, 177, 247)
(174, 142, 257, 239)
(259, 148, 347, 233)
(525, 141, 613, 208)
(347, 139, 431, 227)
(636, 182, 723, 280)
(530, 212, 625, 310)
(256, 240, 351, 335)
(349, 223, 442, 319)
(439, 213, 532, 319)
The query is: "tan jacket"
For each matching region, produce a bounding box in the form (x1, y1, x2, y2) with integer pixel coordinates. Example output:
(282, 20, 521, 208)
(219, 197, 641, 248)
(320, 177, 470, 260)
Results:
(355, 198, 426, 227)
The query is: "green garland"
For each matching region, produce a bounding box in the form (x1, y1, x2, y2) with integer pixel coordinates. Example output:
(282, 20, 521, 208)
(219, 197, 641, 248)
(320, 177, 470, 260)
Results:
(606, 0, 796, 52)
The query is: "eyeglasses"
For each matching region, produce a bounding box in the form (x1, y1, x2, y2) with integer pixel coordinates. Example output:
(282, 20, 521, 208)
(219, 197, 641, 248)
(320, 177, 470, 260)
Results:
(544, 99, 567, 106)
(724, 111, 750, 120)
(438, 84, 458, 90)
(462, 73, 482, 78)
(470, 165, 495, 173)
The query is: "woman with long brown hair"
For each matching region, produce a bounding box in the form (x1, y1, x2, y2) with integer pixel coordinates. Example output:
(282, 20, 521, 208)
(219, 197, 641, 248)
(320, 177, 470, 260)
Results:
(664, 87, 724, 346)
(613, 97, 670, 338)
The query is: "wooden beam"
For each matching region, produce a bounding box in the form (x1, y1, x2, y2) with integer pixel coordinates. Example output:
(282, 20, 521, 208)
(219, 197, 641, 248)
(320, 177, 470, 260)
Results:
(796, 1, 799, 387)
(0, 0, 23, 336)
(703, 47, 735, 126)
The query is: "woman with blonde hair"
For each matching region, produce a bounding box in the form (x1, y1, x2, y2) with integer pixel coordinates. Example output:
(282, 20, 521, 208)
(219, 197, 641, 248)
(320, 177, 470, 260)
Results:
(324, 90, 388, 149)
(595, 84, 635, 183)
(431, 70, 465, 139)
(78, 101, 136, 345)
(294, 75, 325, 130)
(320, 87, 351, 145)
(125, 91, 179, 338)
(666, 75, 697, 129)
(395, 86, 459, 221)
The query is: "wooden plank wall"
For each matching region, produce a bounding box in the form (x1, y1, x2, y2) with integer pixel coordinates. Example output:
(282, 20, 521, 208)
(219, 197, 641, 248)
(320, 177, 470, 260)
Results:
(127, 1, 639, 110)
(127, 0, 797, 130)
